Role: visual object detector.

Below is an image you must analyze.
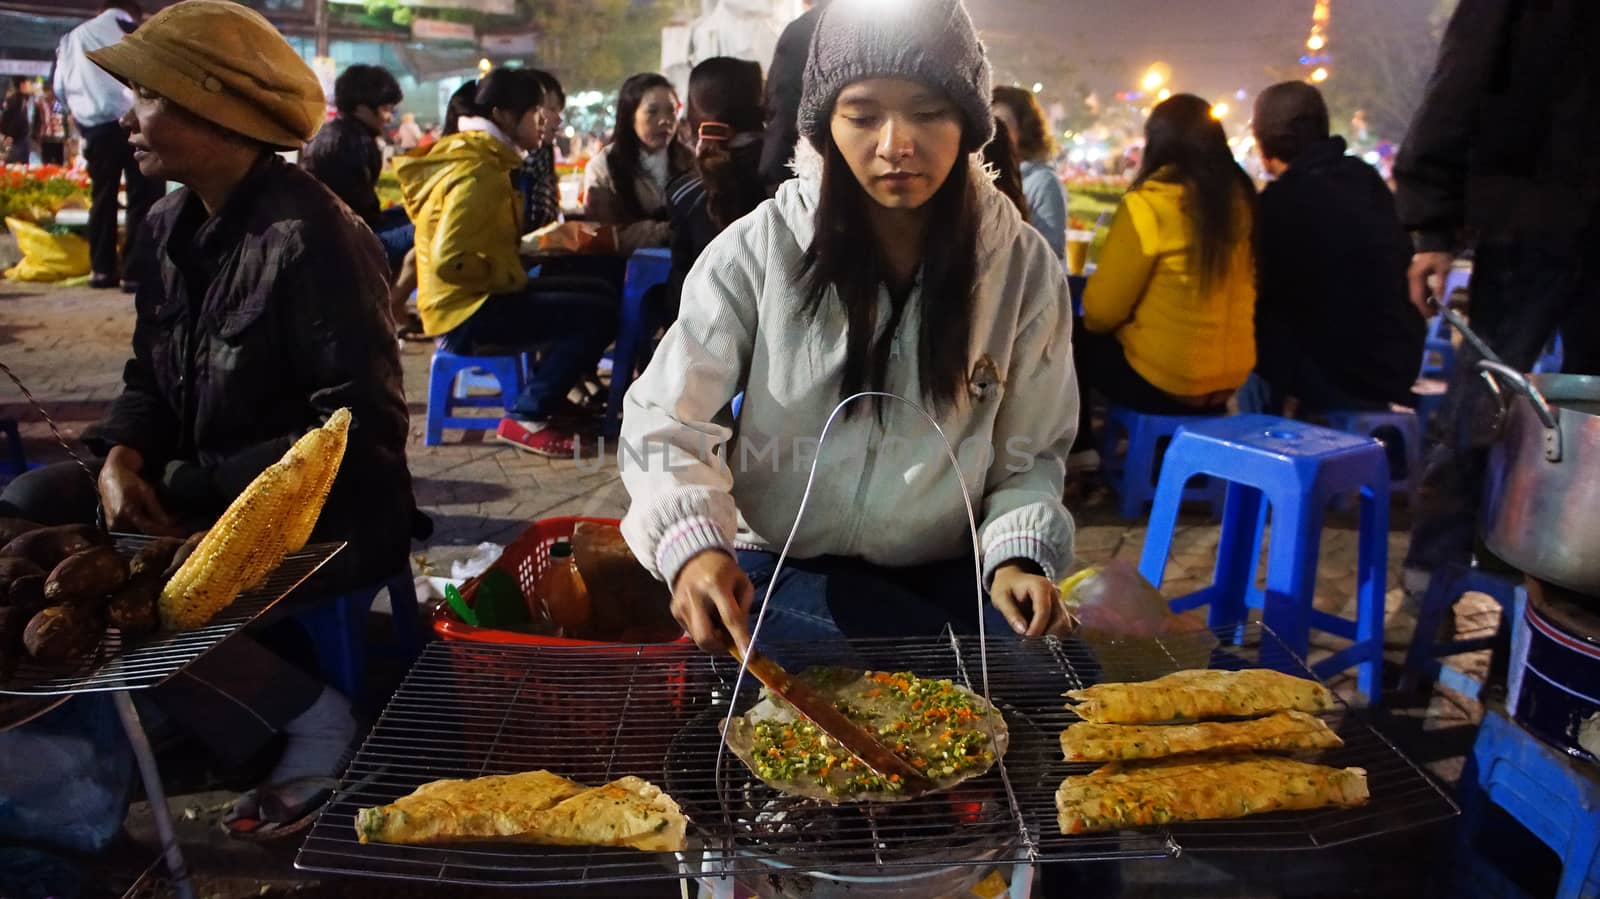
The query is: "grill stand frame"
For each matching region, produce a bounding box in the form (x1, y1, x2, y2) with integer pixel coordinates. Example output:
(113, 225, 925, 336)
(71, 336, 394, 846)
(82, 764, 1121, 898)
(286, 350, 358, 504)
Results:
(0, 537, 346, 899)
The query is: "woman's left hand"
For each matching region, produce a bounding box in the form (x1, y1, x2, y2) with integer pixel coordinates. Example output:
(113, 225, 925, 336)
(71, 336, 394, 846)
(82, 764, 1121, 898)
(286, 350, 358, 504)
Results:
(991, 563, 1073, 637)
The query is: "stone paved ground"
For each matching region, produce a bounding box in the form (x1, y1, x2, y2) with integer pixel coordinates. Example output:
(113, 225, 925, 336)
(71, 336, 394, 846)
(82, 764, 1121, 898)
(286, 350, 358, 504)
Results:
(2, 279, 1491, 897)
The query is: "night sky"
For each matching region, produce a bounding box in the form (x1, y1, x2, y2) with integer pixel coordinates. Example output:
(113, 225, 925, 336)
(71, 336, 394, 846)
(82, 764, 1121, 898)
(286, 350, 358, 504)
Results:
(966, 0, 1433, 112)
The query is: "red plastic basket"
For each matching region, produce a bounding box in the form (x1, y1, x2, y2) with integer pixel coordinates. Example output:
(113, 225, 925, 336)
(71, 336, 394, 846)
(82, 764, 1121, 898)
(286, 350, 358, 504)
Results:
(433, 515, 690, 649)
(431, 517, 695, 773)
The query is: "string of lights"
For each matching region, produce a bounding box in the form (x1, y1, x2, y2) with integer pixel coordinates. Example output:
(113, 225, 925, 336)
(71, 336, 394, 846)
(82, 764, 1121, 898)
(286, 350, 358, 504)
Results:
(1304, 0, 1331, 82)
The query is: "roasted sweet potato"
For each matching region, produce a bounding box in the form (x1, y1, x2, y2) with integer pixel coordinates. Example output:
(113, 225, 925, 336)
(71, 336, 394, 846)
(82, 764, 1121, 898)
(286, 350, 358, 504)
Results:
(0, 558, 46, 603)
(2, 525, 110, 570)
(164, 531, 207, 580)
(23, 604, 102, 662)
(106, 575, 161, 637)
(44, 547, 130, 603)
(8, 575, 44, 613)
(0, 518, 42, 547)
(129, 537, 185, 579)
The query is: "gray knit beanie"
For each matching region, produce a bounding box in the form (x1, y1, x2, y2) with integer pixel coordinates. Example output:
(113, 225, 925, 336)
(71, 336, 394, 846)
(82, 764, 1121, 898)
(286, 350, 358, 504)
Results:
(798, 0, 995, 153)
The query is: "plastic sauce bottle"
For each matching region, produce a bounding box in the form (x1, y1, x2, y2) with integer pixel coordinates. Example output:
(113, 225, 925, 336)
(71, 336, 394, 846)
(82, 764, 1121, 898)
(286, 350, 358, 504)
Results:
(540, 539, 592, 633)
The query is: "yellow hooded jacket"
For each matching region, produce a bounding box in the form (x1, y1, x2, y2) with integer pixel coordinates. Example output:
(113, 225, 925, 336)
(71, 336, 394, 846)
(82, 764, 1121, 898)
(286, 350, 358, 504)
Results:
(393, 130, 528, 336)
(1081, 177, 1256, 399)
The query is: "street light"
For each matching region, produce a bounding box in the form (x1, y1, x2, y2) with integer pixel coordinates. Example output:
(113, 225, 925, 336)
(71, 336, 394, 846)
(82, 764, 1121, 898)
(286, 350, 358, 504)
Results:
(1311, 67, 1329, 83)
(1306, 33, 1325, 51)
(1141, 68, 1165, 92)
(478, 57, 492, 76)
(1157, 88, 1172, 101)
(1032, 82, 1043, 94)
(1211, 102, 1230, 120)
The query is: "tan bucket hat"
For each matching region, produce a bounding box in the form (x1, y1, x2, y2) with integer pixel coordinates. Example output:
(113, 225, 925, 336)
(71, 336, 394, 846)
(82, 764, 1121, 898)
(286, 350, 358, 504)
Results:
(87, 0, 326, 149)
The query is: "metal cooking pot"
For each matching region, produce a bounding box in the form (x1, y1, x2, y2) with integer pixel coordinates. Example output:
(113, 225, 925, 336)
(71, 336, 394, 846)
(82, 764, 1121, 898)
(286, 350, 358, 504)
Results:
(1477, 363, 1600, 593)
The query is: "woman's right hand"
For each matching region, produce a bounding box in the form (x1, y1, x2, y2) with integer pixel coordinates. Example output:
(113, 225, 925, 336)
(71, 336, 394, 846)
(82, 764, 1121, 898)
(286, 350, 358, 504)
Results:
(670, 550, 754, 655)
(98, 446, 184, 537)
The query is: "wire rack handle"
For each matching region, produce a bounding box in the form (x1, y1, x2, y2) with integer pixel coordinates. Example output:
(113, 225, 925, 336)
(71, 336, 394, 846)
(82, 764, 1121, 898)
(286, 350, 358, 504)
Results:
(0, 358, 107, 533)
(713, 391, 998, 797)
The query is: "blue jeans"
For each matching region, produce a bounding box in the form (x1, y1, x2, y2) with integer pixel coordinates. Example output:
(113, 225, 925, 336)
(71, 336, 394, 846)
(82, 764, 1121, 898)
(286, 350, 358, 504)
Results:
(441, 276, 618, 421)
(737, 550, 1013, 665)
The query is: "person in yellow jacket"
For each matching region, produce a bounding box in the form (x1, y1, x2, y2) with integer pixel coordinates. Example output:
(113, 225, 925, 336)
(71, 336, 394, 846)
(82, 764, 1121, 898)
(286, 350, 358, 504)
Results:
(394, 68, 616, 457)
(1072, 94, 1256, 464)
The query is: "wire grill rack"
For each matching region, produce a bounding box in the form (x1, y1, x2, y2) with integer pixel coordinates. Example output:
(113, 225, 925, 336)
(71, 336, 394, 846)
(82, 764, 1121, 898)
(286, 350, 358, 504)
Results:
(0, 535, 345, 696)
(297, 622, 1457, 889)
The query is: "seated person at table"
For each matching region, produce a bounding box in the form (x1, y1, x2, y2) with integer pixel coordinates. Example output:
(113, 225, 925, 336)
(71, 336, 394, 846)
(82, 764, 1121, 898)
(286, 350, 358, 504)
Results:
(666, 57, 769, 318)
(982, 117, 1030, 219)
(0, 0, 420, 839)
(619, 0, 1076, 655)
(993, 85, 1067, 259)
(395, 68, 617, 457)
(1072, 94, 1256, 465)
(517, 69, 567, 233)
(583, 72, 693, 252)
(1244, 81, 1423, 416)
(300, 63, 417, 335)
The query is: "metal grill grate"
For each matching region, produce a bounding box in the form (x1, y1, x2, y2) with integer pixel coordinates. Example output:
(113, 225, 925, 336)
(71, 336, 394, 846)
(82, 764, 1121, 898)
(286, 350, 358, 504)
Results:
(297, 623, 1457, 889)
(0, 535, 346, 696)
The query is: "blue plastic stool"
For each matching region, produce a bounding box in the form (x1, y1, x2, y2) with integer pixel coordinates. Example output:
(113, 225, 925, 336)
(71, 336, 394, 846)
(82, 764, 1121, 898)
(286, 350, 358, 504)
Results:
(1399, 563, 1516, 699)
(294, 571, 422, 703)
(1321, 409, 1424, 505)
(1097, 406, 1225, 519)
(425, 350, 525, 446)
(604, 248, 673, 439)
(1443, 265, 1472, 305)
(1534, 331, 1565, 375)
(1138, 415, 1390, 700)
(1459, 709, 1600, 899)
(1420, 313, 1458, 379)
(0, 418, 25, 478)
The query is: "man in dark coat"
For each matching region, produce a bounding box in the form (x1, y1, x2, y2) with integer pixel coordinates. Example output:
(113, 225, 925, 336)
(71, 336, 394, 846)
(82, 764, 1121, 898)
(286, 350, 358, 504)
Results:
(1393, 0, 1599, 612)
(758, 0, 828, 189)
(1250, 81, 1423, 415)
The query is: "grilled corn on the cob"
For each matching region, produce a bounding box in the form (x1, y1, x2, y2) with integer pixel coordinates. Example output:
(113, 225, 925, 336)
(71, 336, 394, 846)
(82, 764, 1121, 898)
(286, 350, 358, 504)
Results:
(159, 409, 352, 630)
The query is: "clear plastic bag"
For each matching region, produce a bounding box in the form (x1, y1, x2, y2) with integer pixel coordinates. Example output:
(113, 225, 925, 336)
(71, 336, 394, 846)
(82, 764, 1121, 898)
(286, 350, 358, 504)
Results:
(1061, 561, 1217, 679)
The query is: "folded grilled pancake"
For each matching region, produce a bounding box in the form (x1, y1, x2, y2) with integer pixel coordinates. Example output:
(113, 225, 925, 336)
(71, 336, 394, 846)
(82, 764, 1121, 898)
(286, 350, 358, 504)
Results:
(1065, 669, 1334, 724)
(1056, 753, 1369, 835)
(355, 770, 686, 851)
(1060, 710, 1342, 762)
(522, 775, 687, 852)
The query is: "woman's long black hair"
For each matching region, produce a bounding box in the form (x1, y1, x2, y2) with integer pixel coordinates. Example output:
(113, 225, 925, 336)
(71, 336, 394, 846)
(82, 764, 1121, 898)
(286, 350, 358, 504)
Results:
(686, 57, 767, 232)
(442, 69, 544, 137)
(1133, 93, 1255, 292)
(798, 125, 981, 418)
(607, 72, 691, 221)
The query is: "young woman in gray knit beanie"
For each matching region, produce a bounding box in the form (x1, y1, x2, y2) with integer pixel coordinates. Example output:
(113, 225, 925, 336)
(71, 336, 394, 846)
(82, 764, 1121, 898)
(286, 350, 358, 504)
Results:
(619, 0, 1079, 655)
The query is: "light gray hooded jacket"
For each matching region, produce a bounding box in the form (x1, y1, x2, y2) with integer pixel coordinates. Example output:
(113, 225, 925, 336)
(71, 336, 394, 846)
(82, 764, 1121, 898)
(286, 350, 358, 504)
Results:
(619, 142, 1079, 590)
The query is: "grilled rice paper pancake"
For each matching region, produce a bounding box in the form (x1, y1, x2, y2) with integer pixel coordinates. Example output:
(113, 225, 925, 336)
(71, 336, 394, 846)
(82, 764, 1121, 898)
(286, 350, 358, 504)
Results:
(521, 775, 686, 852)
(1065, 669, 1334, 724)
(355, 771, 686, 851)
(356, 770, 585, 844)
(1060, 710, 1343, 762)
(725, 668, 1009, 803)
(1056, 752, 1369, 834)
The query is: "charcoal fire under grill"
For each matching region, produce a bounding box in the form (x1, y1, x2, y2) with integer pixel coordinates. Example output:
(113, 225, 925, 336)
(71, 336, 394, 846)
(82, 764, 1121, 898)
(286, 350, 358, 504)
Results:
(296, 623, 1458, 892)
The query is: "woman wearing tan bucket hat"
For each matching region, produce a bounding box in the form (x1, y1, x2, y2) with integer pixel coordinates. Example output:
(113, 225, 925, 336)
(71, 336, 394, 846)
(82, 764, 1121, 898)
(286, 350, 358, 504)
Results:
(0, 0, 421, 843)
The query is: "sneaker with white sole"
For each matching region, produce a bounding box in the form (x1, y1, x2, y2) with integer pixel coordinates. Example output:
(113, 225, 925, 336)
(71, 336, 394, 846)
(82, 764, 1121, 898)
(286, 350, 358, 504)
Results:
(496, 418, 586, 458)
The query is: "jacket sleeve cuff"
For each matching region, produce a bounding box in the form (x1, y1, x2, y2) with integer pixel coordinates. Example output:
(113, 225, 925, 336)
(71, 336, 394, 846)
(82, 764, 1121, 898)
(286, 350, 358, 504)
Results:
(654, 516, 736, 588)
(1412, 231, 1459, 255)
(981, 531, 1065, 589)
